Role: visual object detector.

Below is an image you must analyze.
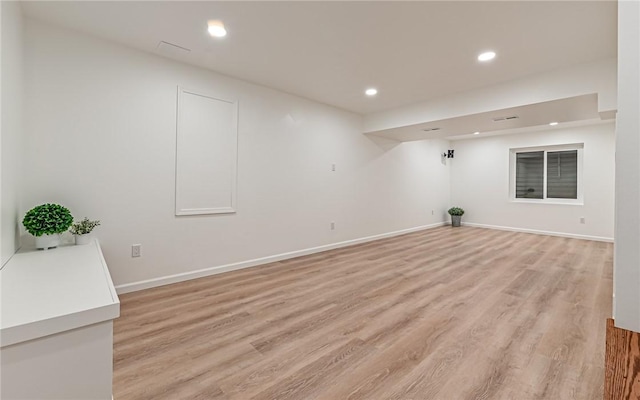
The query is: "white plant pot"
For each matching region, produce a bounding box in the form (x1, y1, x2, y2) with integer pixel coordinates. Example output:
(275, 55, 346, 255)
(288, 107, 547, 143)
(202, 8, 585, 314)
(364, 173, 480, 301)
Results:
(75, 234, 92, 245)
(35, 234, 61, 250)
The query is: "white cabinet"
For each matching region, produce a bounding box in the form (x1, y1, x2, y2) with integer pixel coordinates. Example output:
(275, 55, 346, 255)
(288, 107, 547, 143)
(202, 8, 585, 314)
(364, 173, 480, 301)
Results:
(1, 240, 120, 399)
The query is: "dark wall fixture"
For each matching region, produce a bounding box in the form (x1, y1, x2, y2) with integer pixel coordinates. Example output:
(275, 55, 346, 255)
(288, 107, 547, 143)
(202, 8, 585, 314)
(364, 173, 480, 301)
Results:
(442, 150, 455, 158)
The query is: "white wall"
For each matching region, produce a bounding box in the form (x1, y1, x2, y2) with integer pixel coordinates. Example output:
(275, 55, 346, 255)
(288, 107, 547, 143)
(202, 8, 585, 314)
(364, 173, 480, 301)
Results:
(1, 1, 24, 266)
(450, 122, 615, 241)
(614, 0, 640, 332)
(22, 20, 451, 290)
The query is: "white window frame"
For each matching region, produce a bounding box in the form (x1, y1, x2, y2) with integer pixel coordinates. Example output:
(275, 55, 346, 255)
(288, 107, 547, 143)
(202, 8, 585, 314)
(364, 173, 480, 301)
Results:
(509, 143, 584, 205)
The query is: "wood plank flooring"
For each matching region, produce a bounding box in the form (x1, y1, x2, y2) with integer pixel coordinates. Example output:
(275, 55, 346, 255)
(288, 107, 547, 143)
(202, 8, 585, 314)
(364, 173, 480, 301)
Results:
(113, 226, 613, 400)
(604, 319, 640, 400)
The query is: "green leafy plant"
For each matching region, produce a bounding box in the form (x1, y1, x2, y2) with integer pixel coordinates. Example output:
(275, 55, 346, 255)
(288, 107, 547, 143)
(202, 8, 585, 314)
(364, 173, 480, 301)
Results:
(69, 218, 101, 235)
(22, 203, 74, 237)
(447, 207, 465, 216)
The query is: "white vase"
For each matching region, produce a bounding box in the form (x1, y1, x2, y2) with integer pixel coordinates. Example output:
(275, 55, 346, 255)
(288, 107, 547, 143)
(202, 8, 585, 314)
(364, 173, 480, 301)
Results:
(75, 234, 92, 245)
(35, 234, 61, 250)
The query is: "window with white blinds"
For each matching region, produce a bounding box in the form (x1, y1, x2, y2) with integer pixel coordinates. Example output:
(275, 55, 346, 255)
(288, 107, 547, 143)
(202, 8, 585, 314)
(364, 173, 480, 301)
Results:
(510, 144, 583, 203)
(516, 151, 544, 199)
(547, 150, 578, 199)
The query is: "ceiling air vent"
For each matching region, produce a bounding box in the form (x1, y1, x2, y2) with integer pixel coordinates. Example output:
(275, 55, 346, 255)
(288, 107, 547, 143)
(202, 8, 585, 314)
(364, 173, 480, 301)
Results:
(156, 41, 191, 57)
(492, 115, 519, 122)
(422, 127, 441, 132)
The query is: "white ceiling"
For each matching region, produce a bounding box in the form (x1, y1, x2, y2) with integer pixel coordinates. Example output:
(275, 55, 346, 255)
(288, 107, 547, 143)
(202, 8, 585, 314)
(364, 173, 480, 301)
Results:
(21, 1, 617, 115)
(368, 94, 601, 141)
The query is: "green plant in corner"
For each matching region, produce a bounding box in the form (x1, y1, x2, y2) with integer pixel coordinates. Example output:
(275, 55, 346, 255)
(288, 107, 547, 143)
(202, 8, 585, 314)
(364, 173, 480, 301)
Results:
(70, 218, 101, 235)
(447, 207, 465, 216)
(447, 206, 465, 228)
(22, 203, 74, 237)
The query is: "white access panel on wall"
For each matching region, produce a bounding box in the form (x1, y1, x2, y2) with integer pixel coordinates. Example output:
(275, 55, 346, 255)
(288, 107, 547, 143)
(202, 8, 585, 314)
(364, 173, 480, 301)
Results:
(175, 87, 238, 216)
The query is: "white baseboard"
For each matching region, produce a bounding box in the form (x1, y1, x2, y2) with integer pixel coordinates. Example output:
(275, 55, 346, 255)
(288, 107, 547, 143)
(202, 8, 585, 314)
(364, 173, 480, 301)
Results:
(115, 221, 448, 294)
(462, 222, 614, 243)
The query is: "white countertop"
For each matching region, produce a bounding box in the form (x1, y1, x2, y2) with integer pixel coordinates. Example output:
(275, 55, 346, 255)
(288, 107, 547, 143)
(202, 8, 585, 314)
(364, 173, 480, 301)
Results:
(0, 239, 120, 347)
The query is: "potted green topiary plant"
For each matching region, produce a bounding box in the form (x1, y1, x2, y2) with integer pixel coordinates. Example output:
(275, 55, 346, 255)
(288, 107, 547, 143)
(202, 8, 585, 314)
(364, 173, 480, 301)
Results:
(447, 206, 465, 227)
(22, 203, 74, 249)
(69, 218, 101, 245)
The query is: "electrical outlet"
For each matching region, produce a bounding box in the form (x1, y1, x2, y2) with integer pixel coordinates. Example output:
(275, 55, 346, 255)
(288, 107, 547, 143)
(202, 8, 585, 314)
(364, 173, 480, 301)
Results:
(431, 210, 434, 215)
(331, 221, 335, 230)
(132, 244, 142, 258)
(580, 217, 585, 224)
(331, 163, 336, 172)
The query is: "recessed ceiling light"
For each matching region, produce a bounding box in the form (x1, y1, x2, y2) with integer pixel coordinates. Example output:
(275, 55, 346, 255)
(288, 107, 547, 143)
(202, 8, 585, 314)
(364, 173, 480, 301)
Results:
(207, 20, 227, 37)
(549, 122, 559, 126)
(365, 88, 378, 96)
(473, 131, 480, 135)
(478, 51, 496, 62)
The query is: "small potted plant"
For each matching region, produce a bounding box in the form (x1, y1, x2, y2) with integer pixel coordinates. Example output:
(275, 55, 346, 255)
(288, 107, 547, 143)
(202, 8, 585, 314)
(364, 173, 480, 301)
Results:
(447, 206, 465, 227)
(22, 203, 74, 249)
(69, 218, 101, 245)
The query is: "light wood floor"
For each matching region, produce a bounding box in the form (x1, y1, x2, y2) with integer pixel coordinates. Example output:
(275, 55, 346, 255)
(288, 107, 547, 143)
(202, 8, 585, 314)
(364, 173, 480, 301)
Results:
(113, 226, 612, 400)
